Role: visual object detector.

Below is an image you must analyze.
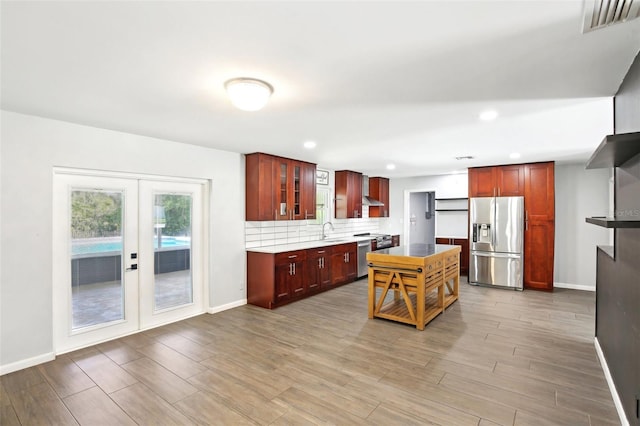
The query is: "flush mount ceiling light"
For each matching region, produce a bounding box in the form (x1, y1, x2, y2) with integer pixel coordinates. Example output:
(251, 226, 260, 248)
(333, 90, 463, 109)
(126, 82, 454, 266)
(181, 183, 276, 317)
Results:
(479, 110, 498, 121)
(386, 164, 396, 170)
(303, 140, 317, 149)
(509, 152, 521, 159)
(224, 78, 273, 111)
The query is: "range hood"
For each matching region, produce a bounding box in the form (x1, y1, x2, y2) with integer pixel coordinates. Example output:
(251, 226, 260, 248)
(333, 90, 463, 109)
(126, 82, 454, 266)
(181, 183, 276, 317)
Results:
(362, 175, 385, 206)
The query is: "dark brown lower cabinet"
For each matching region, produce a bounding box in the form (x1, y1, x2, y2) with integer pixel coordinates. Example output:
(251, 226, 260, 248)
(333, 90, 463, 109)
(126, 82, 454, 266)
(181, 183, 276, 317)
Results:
(436, 237, 469, 275)
(330, 243, 357, 285)
(273, 251, 306, 304)
(523, 221, 555, 291)
(306, 247, 332, 291)
(247, 242, 357, 309)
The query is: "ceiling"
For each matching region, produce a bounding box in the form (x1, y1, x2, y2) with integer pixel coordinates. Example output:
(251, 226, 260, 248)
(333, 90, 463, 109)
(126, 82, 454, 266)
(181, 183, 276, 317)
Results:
(2, 1, 639, 177)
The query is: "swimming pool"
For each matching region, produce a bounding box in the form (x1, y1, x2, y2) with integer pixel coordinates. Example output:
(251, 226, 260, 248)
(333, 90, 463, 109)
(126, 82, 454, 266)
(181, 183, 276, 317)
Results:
(72, 237, 190, 256)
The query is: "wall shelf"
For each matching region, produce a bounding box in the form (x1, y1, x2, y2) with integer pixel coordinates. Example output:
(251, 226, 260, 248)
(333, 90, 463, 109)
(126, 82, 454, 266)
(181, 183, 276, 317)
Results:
(435, 209, 468, 212)
(435, 197, 468, 201)
(585, 217, 640, 228)
(586, 131, 640, 169)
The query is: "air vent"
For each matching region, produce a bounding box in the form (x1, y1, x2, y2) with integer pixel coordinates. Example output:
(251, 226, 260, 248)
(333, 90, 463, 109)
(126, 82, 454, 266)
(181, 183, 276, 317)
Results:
(455, 156, 475, 160)
(583, 0, 640, 32)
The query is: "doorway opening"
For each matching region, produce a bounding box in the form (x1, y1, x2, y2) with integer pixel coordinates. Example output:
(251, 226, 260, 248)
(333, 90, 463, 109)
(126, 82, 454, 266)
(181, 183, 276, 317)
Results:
(406, 190, 436, 245)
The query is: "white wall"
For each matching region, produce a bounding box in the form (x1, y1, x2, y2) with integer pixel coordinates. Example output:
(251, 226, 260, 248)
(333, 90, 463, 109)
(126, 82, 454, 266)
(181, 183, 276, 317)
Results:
(0, 111, 246, 371)
(388, 165, 611, 290)
(384, 173, 468, 237)
(554, 163, 611, 290)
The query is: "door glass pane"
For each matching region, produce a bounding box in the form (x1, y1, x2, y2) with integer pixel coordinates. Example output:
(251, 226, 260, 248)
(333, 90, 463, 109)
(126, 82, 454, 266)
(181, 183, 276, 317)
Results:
(280, 163, 287, 216)
(153, 193, 193, 311)
(70, 190, 124, 329)
(294, 165, 300, 215)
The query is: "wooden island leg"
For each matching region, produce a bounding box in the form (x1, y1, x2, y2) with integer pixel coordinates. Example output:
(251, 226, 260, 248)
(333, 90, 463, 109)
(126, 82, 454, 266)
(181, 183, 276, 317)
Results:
(368, 270, 375, 319)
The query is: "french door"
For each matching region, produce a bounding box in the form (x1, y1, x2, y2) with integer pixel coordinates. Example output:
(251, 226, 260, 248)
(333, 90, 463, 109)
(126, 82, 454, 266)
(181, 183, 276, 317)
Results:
(53, 172, 205, 353)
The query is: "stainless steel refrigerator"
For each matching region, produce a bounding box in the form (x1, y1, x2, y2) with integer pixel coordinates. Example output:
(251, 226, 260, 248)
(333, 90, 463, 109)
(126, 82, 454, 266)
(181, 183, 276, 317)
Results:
(469, 196, 524, 290)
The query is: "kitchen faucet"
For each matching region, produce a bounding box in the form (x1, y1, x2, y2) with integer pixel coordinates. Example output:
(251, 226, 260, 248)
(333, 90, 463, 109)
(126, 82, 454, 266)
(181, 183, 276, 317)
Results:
(322, 222, 334, 240)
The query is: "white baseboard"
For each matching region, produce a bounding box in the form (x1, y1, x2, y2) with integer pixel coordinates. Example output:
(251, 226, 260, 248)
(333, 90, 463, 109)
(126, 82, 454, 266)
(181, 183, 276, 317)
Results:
(207, 299, 247, 314)
(594, 337, 629, 426)
(0, 352, 55, 376)
(554, 282, 595, 292)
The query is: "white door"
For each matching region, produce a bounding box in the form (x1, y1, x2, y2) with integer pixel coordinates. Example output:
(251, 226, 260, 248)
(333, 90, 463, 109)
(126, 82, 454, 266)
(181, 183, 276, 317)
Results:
(138, 180, 204, 328)
(53, 172, 205, 353)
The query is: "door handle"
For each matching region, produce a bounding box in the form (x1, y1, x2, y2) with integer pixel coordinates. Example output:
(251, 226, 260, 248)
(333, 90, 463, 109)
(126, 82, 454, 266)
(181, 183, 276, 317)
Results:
(126, 264, 138, 271)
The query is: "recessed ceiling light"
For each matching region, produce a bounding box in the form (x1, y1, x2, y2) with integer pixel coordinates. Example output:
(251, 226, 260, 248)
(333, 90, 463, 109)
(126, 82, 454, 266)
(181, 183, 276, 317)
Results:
(224, 78, 273, 111)
(386, 164, 396, 170)
(303, 141, 316, 149)
(479, 110, 498, 121)
(509, 152, 521, 159)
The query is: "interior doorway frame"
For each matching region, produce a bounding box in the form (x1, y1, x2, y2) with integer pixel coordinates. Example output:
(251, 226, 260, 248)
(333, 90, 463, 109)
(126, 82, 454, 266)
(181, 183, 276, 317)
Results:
(403, 187, 438, 246)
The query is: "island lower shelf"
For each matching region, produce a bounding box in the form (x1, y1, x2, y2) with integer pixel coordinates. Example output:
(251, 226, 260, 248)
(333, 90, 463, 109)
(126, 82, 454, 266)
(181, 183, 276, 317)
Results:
(367, 244, 461, 330)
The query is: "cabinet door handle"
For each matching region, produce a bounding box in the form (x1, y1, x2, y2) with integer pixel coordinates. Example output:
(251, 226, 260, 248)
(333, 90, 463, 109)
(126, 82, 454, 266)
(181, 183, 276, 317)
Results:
(322, 257, 325, 268)
(293, 263, 296, 275)
(288, 255, 297, 258)
(318, 258, 322, 268)
(289, 263, 293, 275)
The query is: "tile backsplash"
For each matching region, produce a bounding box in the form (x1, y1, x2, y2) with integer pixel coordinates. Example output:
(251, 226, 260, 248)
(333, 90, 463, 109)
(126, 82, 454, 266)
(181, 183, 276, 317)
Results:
(245, 216, 386, 248)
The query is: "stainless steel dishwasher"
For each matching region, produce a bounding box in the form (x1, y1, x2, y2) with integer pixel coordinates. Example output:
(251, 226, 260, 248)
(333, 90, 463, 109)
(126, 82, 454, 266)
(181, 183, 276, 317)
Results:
(357, 239, 372, 278)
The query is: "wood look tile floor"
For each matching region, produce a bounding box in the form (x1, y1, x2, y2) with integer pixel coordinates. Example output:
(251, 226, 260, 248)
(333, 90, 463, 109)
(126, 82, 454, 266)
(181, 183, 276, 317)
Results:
(1, 279, 620, 425)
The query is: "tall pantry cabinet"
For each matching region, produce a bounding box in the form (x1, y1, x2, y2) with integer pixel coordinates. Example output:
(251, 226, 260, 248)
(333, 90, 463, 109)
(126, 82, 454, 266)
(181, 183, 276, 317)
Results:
(468, 161, 555, 291)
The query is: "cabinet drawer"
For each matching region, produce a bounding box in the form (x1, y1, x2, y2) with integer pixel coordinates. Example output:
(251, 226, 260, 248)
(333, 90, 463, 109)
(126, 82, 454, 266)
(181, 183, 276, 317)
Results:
(445, 253, 459, 265)
(307, 247, 332, 258)
(275, 250, 307, 264)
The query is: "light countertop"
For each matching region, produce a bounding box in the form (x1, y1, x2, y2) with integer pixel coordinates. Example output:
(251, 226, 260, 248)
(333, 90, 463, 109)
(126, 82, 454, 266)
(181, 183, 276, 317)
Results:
(247, 236, 373, 253)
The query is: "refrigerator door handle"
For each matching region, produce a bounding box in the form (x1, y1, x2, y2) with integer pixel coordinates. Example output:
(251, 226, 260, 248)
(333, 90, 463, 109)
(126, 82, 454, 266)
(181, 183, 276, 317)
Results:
(491, 198, 497, 248)
(472, 251, 521, 259)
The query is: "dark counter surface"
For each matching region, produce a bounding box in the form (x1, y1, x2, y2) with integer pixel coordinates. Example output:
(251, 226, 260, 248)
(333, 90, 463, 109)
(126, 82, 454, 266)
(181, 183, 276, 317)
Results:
(370, 243, 459, 258)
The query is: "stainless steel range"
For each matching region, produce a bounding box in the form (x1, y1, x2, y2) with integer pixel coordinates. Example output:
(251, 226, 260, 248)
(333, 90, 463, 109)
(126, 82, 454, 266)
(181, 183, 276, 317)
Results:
(354, 233, 393, 277)
(370, 234, 393, 250)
